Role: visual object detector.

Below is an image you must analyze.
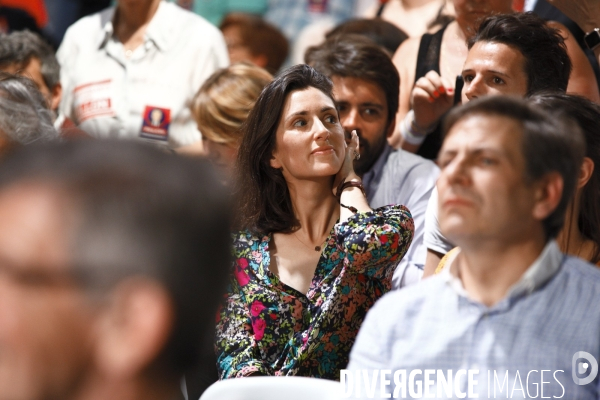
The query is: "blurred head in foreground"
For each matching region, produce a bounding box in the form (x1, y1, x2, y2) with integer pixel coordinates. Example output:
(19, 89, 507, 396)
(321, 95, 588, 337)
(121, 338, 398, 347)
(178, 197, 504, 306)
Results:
(0, 140, 231, 400)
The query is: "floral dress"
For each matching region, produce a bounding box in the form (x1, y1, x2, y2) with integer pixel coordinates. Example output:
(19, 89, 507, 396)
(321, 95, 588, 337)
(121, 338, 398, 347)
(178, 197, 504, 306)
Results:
(215, 205, 414, 380)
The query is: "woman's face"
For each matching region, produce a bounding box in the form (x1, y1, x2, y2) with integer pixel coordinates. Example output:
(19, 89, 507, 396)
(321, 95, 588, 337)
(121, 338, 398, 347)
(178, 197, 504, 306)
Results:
(453, 0, 514, 29)
(270, 87, 345, 183)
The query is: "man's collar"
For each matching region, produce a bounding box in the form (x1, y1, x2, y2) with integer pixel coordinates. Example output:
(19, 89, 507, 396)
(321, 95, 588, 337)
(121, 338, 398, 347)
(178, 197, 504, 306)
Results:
(442, 240, 563, 302)
(98, 1, 169, 51)
(97, 8, 116, 49)
(506, 240, 562, 298)
(144, 1, 169, 51)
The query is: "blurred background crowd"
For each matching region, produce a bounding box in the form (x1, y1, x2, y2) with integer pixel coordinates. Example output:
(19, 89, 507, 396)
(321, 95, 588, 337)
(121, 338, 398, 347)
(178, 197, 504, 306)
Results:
(2, 1, 600, 400)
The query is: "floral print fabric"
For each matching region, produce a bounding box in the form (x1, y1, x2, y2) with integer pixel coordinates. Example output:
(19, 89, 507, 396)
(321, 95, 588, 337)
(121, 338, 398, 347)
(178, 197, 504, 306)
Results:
(215, 205, 414, 380)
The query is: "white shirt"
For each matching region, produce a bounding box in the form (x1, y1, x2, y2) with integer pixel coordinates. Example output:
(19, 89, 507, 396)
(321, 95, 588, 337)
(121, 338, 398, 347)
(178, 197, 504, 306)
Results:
(57, 1, 228, 148)
(423, 186, 454, 255)
(524, 0, 538, 12)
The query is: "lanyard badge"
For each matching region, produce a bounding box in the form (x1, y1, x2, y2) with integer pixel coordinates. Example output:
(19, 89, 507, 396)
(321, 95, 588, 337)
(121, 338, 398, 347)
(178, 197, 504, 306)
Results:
(140, 106, 171, 141)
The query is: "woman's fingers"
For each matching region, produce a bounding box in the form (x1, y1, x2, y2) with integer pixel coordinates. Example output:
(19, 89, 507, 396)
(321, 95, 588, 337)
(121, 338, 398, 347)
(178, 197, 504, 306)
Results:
(411, 73, 456, 131)
(414, 76, 438, 102)
(440, 76, 454, 96)
(425, 70, 454, 96)
(333, 130, 359, 195)
(345, 130, 358, 158)
(413, 71, 454, 103)
(351, 129, 359, 154)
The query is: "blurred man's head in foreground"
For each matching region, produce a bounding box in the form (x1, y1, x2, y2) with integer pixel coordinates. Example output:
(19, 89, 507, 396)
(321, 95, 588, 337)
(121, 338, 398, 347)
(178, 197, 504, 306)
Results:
(0, 140, 231, 400)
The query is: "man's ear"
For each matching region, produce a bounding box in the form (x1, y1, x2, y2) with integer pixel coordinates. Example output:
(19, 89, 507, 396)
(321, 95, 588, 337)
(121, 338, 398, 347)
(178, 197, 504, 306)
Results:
(577, 157, 595, 189)
(50, 83, 62, 112)
(532, 172, 564, 222)
(385, 117, 396, 139)
(93, 278, 174, 378)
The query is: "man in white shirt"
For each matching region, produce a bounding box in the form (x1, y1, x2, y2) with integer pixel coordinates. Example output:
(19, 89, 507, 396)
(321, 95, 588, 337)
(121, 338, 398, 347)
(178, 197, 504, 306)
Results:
(57, 0, 228, 149)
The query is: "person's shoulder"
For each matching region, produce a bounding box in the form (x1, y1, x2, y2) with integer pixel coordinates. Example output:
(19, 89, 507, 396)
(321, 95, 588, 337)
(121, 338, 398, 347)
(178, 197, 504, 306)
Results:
(371, 274, 448, 318)
(232, 228, 261, 242)
(385, 148, 440, 181)
(394, 35, 421, 59)
(550, 255, 600, 303)
(162, 2, 221, 37)
(231, 229, 270, 251)
(63, 6, 114, 39)
(387, 148, 439, 171)
(560, 256, 600, 284)
(159, 3, 225, 57)
(392, 35, 421, 69)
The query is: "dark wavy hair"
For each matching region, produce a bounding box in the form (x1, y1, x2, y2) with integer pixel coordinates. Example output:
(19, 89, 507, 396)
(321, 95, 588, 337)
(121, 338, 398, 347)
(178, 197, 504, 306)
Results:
(530, 93, 600, 264)
(234, 64, 335, 234)
(469, 12, 572, 96)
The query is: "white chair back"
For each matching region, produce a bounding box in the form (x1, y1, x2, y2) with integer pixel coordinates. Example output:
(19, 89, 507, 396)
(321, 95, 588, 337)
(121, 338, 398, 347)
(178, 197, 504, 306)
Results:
(200, 376, 343, 400)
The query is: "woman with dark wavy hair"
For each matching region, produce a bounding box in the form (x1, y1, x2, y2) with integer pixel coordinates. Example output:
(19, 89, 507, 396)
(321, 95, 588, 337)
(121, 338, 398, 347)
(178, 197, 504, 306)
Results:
(215, 64, 414, 379)
(531, 93, 600, 266)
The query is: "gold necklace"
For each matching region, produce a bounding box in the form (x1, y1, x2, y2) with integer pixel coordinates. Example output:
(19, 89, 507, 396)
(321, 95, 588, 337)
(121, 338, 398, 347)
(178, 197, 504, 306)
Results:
(293, 231, 326, 252)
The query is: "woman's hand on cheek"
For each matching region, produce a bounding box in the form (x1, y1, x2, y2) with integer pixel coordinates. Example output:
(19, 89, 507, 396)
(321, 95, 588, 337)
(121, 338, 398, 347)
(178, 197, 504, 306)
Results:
(332, 130, 360, 195)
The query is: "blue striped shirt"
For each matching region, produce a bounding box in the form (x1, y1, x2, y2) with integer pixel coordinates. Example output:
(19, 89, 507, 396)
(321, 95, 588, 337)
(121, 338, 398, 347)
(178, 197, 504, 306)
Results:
(348, 241, 600, 399)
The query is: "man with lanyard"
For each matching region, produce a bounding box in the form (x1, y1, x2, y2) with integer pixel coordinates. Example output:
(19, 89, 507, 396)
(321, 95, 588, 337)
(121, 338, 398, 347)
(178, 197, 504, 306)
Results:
(57, 0, 228, 149)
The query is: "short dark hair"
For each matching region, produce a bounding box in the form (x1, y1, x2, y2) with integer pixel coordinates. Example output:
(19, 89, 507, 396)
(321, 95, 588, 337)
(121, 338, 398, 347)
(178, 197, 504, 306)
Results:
(325, 18, 408, 55)
(0, 30, 60, 90)
(530, 92, 600, 264)
(468, 12, 572, 96)
(220, 13, 289, 73)
(305, 34, 399, 127)
(0, 140, 232, 376)
(235, 64, 334, 233)
(443, 96, 585, 239)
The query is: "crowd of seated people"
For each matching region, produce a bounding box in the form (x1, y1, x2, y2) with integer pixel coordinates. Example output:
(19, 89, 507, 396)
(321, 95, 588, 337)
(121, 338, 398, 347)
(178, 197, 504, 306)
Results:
(1, 0, 600, 399)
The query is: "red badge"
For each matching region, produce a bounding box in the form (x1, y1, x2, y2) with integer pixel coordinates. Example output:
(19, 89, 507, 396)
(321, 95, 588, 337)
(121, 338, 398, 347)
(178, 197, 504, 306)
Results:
(140, 106, 171, 141)
(74, 79, 115, 123)
(308, 0, 328, 13)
